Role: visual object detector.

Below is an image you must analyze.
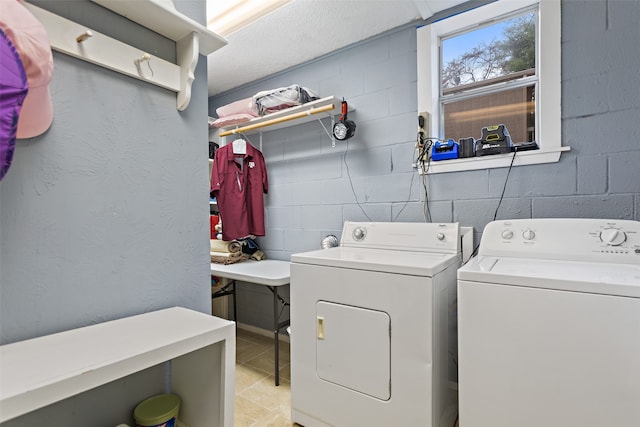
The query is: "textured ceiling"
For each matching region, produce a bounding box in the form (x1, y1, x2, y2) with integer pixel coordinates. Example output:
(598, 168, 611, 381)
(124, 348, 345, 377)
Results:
(206, 0, 468, 96)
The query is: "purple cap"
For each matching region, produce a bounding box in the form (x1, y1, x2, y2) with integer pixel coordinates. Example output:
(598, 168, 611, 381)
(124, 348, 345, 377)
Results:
(0, 28, 28, 181)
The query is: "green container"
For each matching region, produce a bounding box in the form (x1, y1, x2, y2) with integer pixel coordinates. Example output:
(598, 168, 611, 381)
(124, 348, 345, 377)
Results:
(133, 394, 180, 427)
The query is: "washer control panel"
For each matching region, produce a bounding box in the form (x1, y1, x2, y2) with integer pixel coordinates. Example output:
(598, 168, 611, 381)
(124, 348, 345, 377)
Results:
(480, 219, 640, 264)
(600, 228, 626, 246)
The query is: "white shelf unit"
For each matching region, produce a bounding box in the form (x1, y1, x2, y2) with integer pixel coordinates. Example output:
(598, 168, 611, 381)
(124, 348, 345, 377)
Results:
(0, 307, 235, 427)
(24, 0, 227, 111)
(211, 96, 352, 148)
(90, 0, 227, 55)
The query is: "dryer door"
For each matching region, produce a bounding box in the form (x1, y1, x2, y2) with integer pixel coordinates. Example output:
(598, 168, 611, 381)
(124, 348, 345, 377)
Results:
(316, 301, 391, 400)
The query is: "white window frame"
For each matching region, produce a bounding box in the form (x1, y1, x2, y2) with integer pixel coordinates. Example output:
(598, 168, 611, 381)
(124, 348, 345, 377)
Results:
(417, 0, 569, 174)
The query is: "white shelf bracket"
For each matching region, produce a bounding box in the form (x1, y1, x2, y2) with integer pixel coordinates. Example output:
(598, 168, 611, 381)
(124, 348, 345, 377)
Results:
(177, 32, 199, 111)
(316, 115, 337, 147)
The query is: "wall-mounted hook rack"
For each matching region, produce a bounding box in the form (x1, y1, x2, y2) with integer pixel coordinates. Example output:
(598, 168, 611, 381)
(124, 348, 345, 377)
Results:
(24, 1, 226, 111)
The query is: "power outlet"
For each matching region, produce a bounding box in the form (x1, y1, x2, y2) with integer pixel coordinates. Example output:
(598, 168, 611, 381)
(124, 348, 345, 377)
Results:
(418, 112, 429, 133)
(416, 112, 431, 174)
(417, 112, 429, 149)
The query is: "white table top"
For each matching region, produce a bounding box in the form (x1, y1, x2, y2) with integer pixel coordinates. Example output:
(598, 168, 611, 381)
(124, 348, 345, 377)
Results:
(0, 307, 235, 423)
(210, 259, 291, 286)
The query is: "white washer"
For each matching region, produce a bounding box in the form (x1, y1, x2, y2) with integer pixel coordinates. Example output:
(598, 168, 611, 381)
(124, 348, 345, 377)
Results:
(457, 218, 640, 427)
(290, 221, 472, 427)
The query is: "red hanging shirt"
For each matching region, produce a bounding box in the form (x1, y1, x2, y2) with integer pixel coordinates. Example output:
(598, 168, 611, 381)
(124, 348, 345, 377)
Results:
(210, 142, 268, 241)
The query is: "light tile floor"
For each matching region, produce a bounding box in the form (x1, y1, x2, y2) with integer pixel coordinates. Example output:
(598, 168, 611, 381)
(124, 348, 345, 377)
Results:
(234, 328, 460, 427)
(234, 328, 298, 427)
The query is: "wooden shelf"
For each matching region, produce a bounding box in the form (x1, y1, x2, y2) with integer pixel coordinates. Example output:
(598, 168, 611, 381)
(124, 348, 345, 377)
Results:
(0, 307, 235, 426)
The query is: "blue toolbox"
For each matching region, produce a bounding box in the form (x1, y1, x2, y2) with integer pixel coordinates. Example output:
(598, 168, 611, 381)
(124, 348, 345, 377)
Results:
(431, 139, 459, 161)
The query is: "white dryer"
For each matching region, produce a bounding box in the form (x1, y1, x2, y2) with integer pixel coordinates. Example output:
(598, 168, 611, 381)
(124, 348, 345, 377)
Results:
(457, 218, 640, 427)
(290, 221, 472, 427)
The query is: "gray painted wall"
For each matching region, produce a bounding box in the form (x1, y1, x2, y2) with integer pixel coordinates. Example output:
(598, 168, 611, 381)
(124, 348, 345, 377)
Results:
(0, 1, 211, 425)
(209, 0, 640, 330)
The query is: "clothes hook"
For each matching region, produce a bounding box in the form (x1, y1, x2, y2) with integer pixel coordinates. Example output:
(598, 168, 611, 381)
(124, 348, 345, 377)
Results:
(76, 30, 93, 43)
(134, 53, 154, 78)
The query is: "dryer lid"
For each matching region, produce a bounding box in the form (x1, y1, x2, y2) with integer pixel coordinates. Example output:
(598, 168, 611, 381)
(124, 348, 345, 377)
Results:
(458, 256, 640, 298)
(291, 246, 459, 276)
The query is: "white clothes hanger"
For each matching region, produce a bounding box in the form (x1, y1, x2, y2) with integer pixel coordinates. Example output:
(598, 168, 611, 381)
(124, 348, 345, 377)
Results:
(232, 138, 247, 155)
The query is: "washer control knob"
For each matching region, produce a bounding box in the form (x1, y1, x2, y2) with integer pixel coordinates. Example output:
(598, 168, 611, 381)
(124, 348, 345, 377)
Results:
(352, 227, 366, 241)
(437, 232, 445, 241)
(501, 230, 514, 240)
(601, 228, 626, 246)
(522, 229, 535, 240)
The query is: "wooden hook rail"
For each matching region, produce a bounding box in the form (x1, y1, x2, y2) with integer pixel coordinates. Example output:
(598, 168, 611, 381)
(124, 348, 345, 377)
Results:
(24, 1, 226, 111)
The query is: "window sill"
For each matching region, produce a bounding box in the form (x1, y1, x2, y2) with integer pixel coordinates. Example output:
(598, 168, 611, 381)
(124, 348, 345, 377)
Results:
(423, 146, 571, 174)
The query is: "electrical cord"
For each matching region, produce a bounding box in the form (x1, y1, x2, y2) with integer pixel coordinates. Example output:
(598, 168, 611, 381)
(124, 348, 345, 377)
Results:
(392, 132, 431, 222)
(462, 150, 518, 266)
(493, 150, 517, 221)
(418, 137, 435, 222)
(422, 173, 432, 222)
(343, 138, 373, 221)
(343, 131, 436, 223)
(392, 167, 417, 222)
(465, 241, 481, 266)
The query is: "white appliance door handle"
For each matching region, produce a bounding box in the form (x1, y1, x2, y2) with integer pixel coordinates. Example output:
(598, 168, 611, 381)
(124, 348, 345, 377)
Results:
(317, 317, 325, 339)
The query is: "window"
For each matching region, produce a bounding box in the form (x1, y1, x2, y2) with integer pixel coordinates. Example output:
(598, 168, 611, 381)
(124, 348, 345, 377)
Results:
(417, 0, 568, 173)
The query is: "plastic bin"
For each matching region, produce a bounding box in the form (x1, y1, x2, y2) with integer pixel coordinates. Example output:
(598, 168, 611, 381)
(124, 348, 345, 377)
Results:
(133, 394, 180, 427)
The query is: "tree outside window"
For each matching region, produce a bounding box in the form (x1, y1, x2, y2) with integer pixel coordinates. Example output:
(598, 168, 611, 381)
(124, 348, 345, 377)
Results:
(441, 12, 537, 144)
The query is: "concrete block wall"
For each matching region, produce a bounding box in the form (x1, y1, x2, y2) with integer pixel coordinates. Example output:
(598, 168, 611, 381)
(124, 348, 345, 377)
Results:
(209, 0, 640, 330)
(1, 1, 212, 424)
